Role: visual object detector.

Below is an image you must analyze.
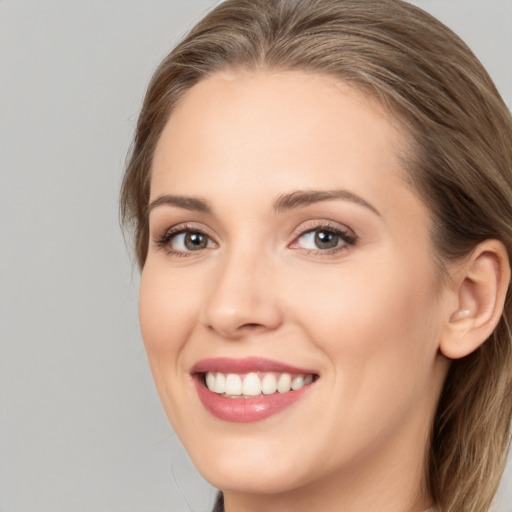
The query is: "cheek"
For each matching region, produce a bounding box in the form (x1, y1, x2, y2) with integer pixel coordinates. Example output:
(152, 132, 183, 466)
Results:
(283, 260, 443, 458)
(138, 263, 198, 368)
(287, 256, 441, 389)
(138, 261, 207, 434)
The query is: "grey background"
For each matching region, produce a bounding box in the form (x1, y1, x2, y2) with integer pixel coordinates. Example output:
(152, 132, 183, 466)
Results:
(0, 1, 510, 511)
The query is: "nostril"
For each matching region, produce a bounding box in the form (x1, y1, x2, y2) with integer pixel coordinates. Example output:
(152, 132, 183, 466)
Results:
(205, 322, 264, 335)
(238, 322, 269, 333)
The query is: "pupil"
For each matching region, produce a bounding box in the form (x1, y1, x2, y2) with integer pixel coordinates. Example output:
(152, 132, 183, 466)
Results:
(185, 232, 207, 250)
(314, 230, 339, 249)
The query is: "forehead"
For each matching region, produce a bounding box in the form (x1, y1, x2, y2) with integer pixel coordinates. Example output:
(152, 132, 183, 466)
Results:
(150, 70, 414, 216)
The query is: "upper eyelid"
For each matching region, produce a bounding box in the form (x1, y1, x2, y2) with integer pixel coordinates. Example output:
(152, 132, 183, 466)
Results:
(153, 222, 214, 238)
(291, 220, 355, 238)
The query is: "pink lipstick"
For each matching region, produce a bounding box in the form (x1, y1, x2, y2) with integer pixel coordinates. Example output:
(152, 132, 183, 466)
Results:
(191, 357, 318, 423)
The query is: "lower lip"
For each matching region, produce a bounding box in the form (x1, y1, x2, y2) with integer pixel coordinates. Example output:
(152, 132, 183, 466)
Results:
(194, 377, 313, 423)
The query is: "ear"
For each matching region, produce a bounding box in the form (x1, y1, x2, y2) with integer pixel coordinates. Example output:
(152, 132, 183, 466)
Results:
(440, 239, 510, 360)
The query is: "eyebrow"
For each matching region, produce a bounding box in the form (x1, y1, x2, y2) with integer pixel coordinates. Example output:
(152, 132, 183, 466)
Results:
(146, 188, 380, 217)
(146, 194, 212, 217)
(272, 189, 380, 216)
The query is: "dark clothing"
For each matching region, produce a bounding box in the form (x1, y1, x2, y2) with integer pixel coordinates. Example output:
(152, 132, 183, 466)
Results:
(212, 491, 224, 512)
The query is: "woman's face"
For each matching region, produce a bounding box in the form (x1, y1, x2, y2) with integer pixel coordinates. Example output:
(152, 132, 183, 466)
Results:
(140, 71, 451, 500)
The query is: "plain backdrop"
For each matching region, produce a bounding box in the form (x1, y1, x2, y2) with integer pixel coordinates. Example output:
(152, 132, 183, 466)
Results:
(0, 1, 511, 511)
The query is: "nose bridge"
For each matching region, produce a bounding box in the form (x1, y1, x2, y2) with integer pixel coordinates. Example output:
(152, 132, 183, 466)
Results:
(200, 242, 282, 338)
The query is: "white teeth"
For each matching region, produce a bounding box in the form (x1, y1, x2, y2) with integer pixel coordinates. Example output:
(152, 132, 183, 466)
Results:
(277, 373, 292, 393)
(225, 373, 242, 395)
(214, 372, 226, 394)
(242, 372, 261, 396)
(261, 373, 277, 394)
(204, 371, 315, 397)
(206, 372, 216, 391)
(291, 375, 305, 390)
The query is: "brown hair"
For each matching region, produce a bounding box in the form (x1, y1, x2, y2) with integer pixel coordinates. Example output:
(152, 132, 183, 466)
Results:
(120, 1, 512, 510)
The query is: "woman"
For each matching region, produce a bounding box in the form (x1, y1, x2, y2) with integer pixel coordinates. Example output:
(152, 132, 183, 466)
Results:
(120, 0, 512, 510)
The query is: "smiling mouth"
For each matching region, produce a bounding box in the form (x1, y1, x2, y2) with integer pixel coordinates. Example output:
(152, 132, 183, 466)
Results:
(201, 371, 318, 398)
(191, 357, 319, 422)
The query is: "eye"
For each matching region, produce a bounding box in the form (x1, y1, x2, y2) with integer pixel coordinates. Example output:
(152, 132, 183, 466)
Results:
(155, 225, 216, 255)
(298, 229, 340, 250)
(292, 225, 357, 253)
(172, 231, 212, 251)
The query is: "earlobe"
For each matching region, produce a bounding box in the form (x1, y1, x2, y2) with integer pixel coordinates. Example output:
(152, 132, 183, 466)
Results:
(440, 240, 510, 360)
(449, 309, 471, 322)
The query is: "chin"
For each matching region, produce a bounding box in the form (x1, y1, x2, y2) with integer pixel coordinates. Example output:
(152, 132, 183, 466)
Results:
(185, 437, 311, 495)
(200, 460, 305, 496)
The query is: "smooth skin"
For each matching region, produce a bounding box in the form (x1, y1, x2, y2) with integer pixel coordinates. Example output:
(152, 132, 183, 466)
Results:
(139, 70, 509, 512)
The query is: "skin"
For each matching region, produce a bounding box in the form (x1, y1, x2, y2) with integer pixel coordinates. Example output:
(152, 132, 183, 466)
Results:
(140, 70, 456, 512)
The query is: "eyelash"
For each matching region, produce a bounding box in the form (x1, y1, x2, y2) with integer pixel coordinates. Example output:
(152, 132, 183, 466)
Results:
(154, 222, 358, 257)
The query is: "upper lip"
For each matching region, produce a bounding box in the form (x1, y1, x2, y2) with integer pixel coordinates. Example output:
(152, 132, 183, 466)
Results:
(191, 357, 318, 375)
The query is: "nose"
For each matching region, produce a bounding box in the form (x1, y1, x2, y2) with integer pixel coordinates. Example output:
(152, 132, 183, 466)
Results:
(200, 250, 284, 339)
